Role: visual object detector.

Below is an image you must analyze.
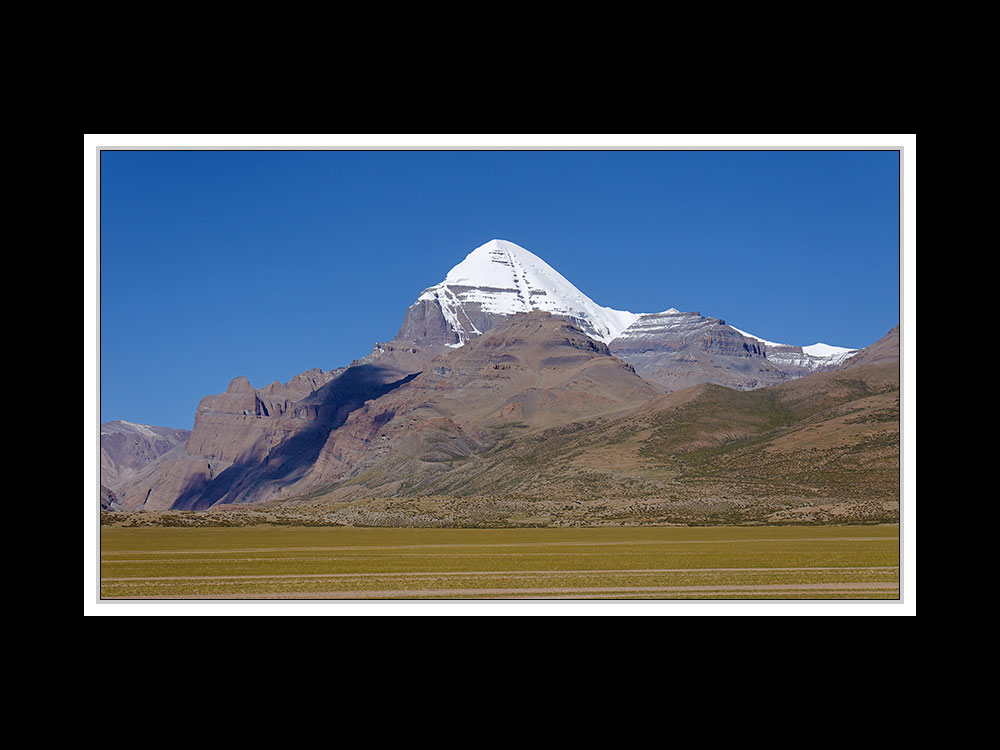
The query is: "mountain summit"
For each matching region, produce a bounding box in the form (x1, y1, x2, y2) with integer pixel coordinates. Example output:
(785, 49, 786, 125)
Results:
(403, 239, 639, 346)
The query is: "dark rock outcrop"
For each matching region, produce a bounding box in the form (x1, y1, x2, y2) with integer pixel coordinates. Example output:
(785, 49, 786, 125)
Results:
(395, 298, 461, 347)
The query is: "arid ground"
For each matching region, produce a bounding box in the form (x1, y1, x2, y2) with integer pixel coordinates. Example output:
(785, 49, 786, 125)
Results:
(100, 524, 900, 600)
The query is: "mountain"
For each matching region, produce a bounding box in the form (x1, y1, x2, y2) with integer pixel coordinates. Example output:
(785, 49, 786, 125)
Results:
(380, 239, 856, 392)
(100, 420, 191, 498)
(108, 238, 893, 519)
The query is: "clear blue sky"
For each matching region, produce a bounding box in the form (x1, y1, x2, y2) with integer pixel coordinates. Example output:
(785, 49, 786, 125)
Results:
(100, 149, 900, 429)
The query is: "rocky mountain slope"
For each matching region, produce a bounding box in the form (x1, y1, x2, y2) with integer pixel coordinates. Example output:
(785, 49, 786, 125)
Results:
(174, 324, 895, 526)
(287, 350, 899, 525)
(300, 312, 660, 498)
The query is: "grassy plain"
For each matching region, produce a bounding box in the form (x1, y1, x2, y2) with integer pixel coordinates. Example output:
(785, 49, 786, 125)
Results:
(100, 524, 899, 600)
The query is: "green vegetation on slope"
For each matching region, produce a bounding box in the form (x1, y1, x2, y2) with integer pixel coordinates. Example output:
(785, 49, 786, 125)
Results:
(331, 362, 901, 524)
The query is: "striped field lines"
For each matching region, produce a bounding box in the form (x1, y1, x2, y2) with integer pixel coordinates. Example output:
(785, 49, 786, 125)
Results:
(101, 527, 900, 600)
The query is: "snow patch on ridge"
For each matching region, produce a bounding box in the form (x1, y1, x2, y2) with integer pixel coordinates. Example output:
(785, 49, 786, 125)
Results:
(731, 326, 856, 367)
(102, 419, 164, 440)
(729, 326, 787, 349)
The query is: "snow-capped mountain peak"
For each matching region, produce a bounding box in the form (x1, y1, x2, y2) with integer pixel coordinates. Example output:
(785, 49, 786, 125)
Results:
(394, 239, 858, 377)
(416, 239, 639, 344)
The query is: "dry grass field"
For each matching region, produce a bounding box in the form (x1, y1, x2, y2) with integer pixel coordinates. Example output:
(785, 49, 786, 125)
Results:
(100, 524, 899, 600)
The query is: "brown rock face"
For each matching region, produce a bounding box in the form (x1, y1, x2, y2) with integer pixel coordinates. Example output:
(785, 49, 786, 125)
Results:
(187, 379, 302, 463)
(185, 368, 346, 464)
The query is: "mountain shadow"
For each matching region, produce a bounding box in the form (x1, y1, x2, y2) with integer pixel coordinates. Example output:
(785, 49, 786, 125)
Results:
(171, 365, 419, 510)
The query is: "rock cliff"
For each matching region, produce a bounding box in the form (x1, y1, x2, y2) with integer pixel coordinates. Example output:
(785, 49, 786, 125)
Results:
(114, 367, 345, 510)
